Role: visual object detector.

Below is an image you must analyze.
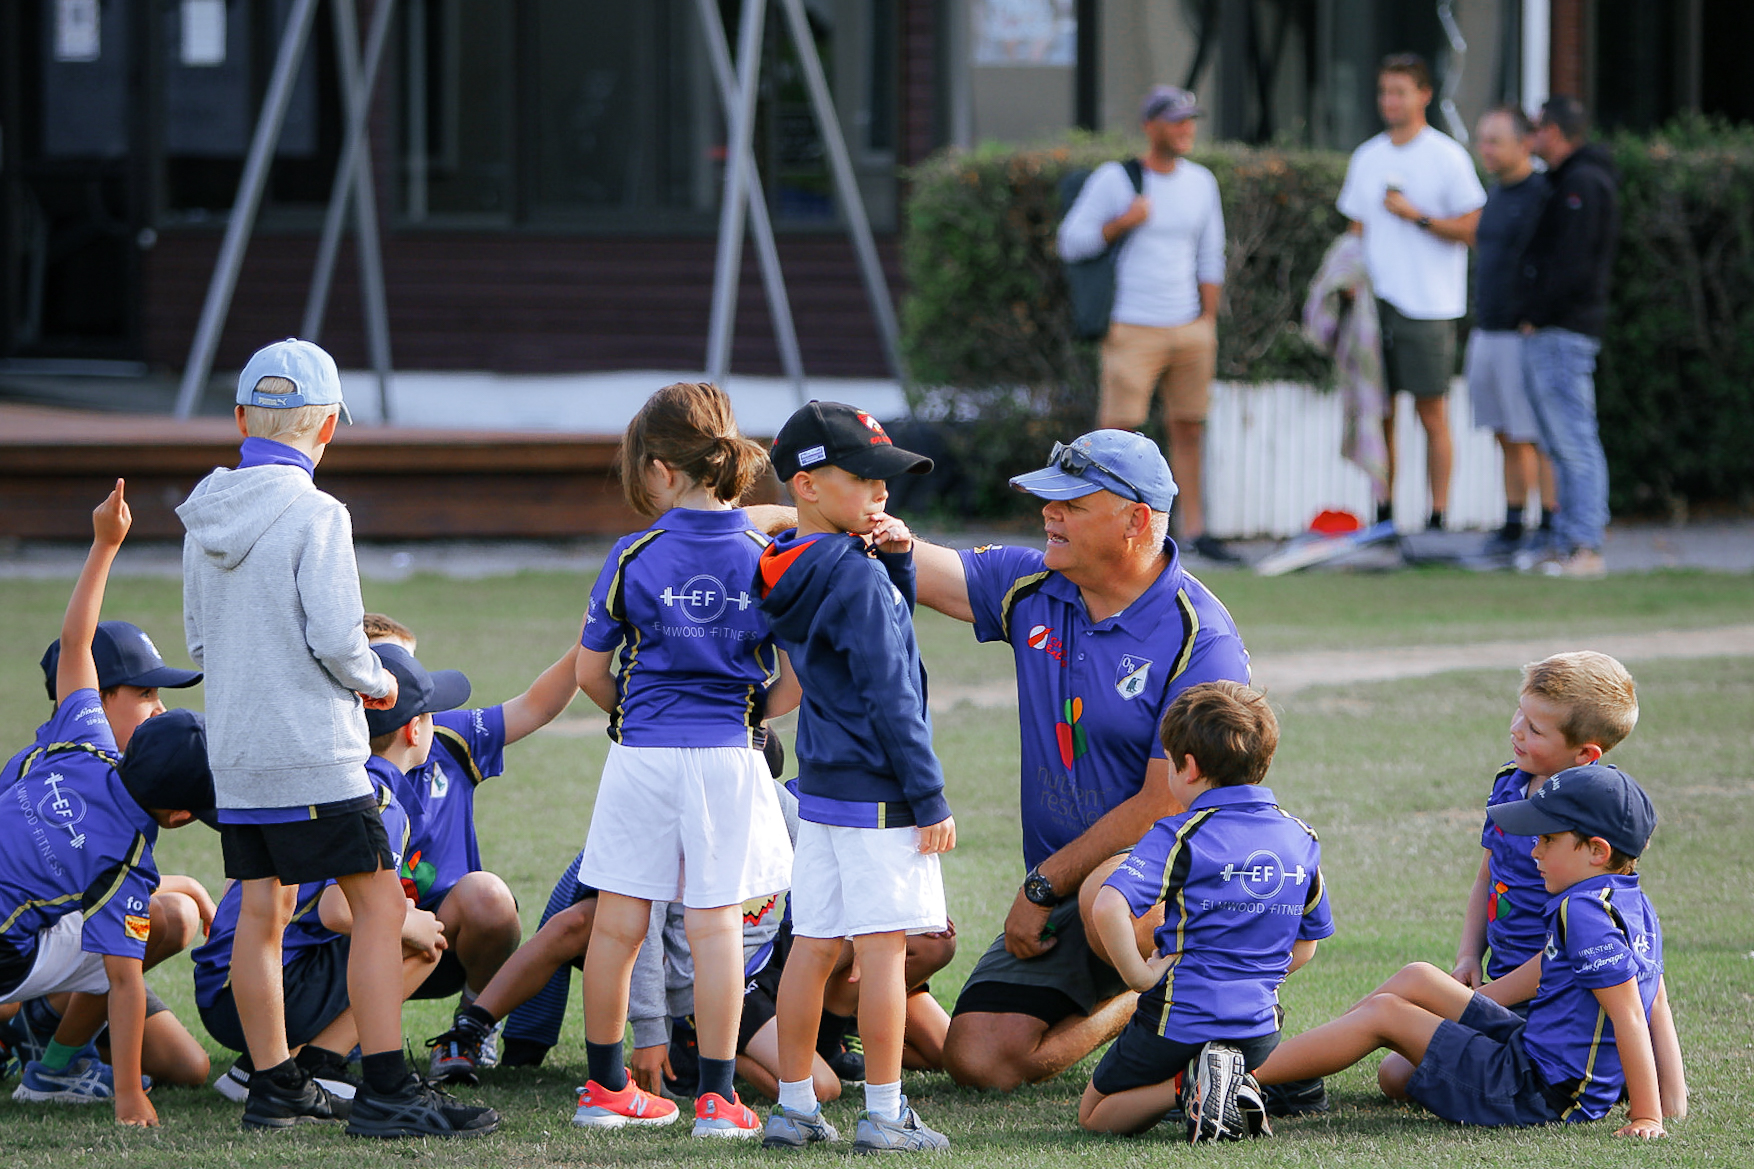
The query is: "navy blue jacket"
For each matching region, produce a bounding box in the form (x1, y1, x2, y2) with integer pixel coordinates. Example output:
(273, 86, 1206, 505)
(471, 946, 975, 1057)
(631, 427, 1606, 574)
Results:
(756, 530, 950, 829)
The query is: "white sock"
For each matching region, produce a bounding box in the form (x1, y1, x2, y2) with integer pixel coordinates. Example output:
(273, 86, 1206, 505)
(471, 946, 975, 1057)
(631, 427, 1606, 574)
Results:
(778, 1078, 818, 1114)
(864, 1080, 902, 1121)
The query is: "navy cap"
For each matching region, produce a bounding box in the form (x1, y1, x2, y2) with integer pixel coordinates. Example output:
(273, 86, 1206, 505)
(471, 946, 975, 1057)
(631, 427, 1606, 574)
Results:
(365, 643, 472, 739)
(237, 338, 352, 424)
(118, 709, 218, 827)
(771, 401, 933, 483)
(1010, 430, 1179, 512)
(1487, 763, 1657, 857)
(1140, 85, 1203, 123)
(41, 621, 203, 703)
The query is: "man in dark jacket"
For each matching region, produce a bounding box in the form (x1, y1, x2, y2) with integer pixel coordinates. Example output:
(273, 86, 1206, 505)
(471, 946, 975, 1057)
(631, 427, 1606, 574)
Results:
(1519, 96, 1620, 578)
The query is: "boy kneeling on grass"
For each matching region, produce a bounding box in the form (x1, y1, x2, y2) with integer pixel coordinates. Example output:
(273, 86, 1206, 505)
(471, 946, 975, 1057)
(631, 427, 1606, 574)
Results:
(1252, 762, 1688, 1137)
(1083, 680, 1332, 1143)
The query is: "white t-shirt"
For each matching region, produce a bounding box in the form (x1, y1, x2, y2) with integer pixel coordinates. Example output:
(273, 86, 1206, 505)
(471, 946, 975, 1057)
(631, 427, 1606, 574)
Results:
(1337, 126, 1486, 320)
(1057, 159, 1225, 329)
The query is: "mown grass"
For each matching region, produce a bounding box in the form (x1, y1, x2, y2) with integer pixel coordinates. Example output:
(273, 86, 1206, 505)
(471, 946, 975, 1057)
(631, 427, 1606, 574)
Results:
(0, 565, 1749, 1166)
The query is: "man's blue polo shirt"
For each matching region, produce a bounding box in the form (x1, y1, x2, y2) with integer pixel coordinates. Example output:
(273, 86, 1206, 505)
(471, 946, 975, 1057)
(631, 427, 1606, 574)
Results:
(960, 540, 1251, 870)
(1105, 784, 1333, 1043)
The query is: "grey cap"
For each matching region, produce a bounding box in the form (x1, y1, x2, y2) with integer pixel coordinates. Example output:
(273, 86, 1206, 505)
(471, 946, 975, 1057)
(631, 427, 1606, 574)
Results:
(1140, 85, 1202, 123)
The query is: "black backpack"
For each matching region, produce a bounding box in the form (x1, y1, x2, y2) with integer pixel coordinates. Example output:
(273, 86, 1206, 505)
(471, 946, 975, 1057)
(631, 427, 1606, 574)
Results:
(1059, 158, 1145, 341)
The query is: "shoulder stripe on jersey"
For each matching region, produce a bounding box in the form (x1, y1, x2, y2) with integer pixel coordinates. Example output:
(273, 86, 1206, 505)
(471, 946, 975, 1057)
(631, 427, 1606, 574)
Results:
(1274, 806, 1321, 843)
(1302, 865, 1326, 915)
(607, 529, 667, 623)
(742, 528, 772, 549)
(1153, 807, 1221, 1036)
(998, 572, 1052, 642)
(609, 626, 644, 744)
(1495, 762, 1519, 781)
(17, 740, 122, 779)
(0, 892, 82, 936)
(1166, 590, 1200, 684)
(82, 831, 150, 920)
(288, 886, 327, 926)
(431, 726, 485, 787)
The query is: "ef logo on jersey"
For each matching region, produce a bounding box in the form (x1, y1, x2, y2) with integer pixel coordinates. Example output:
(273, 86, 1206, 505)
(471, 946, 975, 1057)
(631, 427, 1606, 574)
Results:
(660, 575, 753, 624)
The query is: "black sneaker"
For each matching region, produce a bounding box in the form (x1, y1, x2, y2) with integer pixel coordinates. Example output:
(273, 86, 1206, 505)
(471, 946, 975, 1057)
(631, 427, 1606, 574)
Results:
(1261, 1076, 1329, 1117)
(346, 1075, 500, 1139)
(302, 1051, 364, 1101)
(426, 1022, 487, 1086)
(242, 1066, 351, 1129)
(1192, 534, 1243, 564)
(824, 1033, 865, 1085)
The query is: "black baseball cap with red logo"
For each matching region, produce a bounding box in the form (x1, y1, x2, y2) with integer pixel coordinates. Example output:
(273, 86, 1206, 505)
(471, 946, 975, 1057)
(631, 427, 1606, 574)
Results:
(770, 400, 933, 482)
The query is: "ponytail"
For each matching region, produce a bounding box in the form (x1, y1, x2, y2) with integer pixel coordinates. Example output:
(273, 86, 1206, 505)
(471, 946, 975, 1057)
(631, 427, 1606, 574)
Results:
(618, 382, 770, 516)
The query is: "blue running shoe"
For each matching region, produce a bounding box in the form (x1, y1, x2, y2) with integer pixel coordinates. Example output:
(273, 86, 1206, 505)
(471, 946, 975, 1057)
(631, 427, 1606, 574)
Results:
(12, 1047, 148, 1104)
(1, 998, 62, 1068)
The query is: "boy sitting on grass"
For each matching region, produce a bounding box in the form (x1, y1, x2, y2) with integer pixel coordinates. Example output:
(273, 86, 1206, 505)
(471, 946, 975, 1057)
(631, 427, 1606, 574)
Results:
(1253, 763, 1687, 1136)
(1083, 680, 1332, 1142)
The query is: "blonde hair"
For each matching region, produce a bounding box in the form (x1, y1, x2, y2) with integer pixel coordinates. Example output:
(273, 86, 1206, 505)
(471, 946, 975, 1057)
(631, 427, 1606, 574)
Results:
(240, 377, 338, 440)
(363, 612, 417, 649)
(1520, 651, 1639, 751)
(617, 382, 768, 517)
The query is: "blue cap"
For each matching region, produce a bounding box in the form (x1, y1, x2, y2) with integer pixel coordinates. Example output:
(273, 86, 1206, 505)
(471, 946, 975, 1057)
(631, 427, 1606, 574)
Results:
(1009, 430, 1179, 512)
(1140, 85, 1203, 123)
(365, 643, 472, 739)
(118, 709, 218, 827)
(236, 338, 351, 424)
(41, 621, 203, 703)
(1487, 763, 1657, 857)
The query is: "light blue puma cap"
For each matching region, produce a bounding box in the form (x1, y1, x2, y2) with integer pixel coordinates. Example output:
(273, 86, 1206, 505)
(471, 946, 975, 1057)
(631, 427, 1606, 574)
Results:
(236, 338, 351, 423)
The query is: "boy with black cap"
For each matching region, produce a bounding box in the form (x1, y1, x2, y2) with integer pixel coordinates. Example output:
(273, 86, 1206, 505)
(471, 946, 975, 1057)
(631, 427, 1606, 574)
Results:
(1251, 763, 1687, 1137)
(38, 621, 201, 752)
(1, 483, 213, 1124)
(755, 401, 955, 1152)
(177, 338, 484, 1136)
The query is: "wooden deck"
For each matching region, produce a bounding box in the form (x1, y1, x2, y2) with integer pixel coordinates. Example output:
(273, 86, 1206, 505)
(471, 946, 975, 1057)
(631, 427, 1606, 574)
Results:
(0, 404, 674, 540)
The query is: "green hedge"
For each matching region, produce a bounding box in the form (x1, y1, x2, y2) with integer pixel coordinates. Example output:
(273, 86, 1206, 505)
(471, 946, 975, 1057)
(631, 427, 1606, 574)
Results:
(901, 122, 1754, 517)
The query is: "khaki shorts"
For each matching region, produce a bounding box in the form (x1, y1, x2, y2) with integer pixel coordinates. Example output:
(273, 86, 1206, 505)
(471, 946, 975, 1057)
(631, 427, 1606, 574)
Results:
(1100, 318, 1217, 425)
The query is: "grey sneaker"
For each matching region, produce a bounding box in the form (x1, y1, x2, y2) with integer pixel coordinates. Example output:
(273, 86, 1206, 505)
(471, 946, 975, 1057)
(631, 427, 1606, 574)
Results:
(1183, 1042, 1247, 1144)
(851, 1097, 948, 1154)
(762, 1103, 840, 1149)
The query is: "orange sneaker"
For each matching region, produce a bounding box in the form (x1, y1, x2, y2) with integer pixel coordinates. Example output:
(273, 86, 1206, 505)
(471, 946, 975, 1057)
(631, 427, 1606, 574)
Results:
(693, 1091, 761, 1138)
(571, 1078, 679, 1128)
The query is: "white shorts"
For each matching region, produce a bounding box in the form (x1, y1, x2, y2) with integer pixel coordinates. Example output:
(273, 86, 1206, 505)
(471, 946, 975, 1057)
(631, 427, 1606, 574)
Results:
(2, 915, 110, 1003)
(789, 820, 948, 939)
(1465, 330, 1542, 444)
(578, 744, 793, 909)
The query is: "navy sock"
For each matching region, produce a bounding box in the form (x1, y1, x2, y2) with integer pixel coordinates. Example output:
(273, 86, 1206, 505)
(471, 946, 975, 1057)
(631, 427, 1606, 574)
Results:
(1502, 506, 1525, 538)
(457, 1003, 496, 1036)
(361, 1049, 411, 1095)
(1541, 506, 1556, 530)
(698, 1056, 736, 1102)
(261, 1057, 303, 1088)
(586, 1040, 627, 1091)
(1427, 508, 1445, 531)
(1375, 500, 1393, 525)
(294, 1045, 345, 1074)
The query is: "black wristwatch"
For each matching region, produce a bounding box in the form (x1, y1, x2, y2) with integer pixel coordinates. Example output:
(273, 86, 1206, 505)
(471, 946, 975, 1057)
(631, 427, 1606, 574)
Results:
(1416, 215, 1433, 230)
(1022, 865, 1065, 908)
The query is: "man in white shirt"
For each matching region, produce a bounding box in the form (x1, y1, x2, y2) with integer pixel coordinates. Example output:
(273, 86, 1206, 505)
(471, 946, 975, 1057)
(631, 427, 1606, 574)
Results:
(1336, 54, 1485, 531)
(1057, 86, 1234, 563)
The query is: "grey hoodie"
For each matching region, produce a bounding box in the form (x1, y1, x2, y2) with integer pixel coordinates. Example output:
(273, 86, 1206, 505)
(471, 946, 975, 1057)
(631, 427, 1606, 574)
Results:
(178, 464, 391, 810)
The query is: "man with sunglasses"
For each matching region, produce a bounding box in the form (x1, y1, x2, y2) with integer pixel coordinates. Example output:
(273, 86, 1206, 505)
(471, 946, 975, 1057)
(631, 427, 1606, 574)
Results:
(879, 430, 1253, 1092)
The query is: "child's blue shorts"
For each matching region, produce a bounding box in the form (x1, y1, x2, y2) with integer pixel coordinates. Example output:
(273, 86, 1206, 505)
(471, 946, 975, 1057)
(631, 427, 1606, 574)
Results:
(1405, 992, 1565, 1127)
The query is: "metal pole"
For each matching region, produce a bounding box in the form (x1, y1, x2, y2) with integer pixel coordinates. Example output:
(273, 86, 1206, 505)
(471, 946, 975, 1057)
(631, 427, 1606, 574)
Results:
(693, 0, 805, 403)
(776, 0, 903, 380)
(174, 0, 321, 417)
(310, 0, 396, 421)
(705, 0, 766, 387)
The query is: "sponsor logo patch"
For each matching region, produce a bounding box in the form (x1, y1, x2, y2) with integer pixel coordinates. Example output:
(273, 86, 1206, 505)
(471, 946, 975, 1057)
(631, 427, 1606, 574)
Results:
(124, 914, 151, 942)
(798, 445, 827, 467)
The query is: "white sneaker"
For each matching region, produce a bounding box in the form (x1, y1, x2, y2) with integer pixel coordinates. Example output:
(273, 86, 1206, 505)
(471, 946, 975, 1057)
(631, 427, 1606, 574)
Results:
(214, 1061, 251, 1103)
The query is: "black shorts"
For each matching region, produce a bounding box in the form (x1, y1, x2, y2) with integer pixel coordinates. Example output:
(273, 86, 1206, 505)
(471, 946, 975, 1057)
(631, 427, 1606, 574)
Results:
(1090, 1017, 1279, 1097)
(220, 799, 393, 884)
(410, 949, 469, 1002)
(199, 938, 353, 1054)
(737, 920, 793, 1051)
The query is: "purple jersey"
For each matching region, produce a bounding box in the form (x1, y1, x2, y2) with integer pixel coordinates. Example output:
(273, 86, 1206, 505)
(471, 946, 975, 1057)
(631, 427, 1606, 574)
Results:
(960, 541, 1251, 870)
(392, 706, 506, 910)
(582, 508, 779, 748)
(1525, 873, 1664, 1122)
(1105, 785, 1333, 1043)
(1481, 764, 1548, 979)
(0, 691, 160, 994)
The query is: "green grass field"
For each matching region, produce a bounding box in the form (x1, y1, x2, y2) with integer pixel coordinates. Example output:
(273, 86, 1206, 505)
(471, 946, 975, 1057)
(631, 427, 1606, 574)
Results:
(0, 566, 1750, 1166)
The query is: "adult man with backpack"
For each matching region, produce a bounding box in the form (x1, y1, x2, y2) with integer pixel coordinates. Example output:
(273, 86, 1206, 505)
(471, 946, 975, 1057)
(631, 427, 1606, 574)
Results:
(1057, 86, 1234, 564)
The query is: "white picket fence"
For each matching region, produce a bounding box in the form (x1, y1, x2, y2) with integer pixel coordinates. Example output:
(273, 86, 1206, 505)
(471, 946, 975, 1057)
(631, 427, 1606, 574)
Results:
(1203, 378, 1527, 539)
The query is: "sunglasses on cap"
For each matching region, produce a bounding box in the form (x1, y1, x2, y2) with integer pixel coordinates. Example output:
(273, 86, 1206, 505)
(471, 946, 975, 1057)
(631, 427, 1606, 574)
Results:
(1048, 441, 1147, 505)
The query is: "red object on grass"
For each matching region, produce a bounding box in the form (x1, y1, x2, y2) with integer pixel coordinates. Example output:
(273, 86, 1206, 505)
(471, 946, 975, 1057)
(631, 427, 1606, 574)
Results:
(1308, 509, 1363, 536)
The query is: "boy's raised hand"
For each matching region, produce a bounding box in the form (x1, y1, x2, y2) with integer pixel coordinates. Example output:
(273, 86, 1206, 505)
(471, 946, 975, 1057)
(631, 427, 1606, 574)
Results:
(93, 478, 132, 547)
(917, 816, 956, 855)
(867, 514, 914, 554)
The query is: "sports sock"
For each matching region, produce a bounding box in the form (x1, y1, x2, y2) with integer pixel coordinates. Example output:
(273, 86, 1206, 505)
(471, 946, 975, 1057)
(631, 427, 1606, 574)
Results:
(778, 1077, 818, 1114)
(294, 1045, 346, 1075)
(40, 1038, 82, 1072)
(697, 1056, 736, 1103)
(1503, 505, 1525, 538)
(1427, 508, 1445, 531)
(585, 1040, 627, 1092)
(457, 1003, 497, 1037)
(864, 1079, 902, 1122)
(1541, 506, 1556, 530)
(260, 1057, 304, 1088)
(361, 1049, 412, 1095)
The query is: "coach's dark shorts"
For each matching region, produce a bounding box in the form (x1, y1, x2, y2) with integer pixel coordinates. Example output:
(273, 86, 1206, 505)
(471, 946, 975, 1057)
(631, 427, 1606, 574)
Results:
(1378, 299, 1458, 399)
(952, 900, 1129, 1026)
(1405, 992, 1565, 1127)
(1090, 1017, 1279, 1097)
(200, 938, 353, 1054)
(220, 798, 394, 884)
